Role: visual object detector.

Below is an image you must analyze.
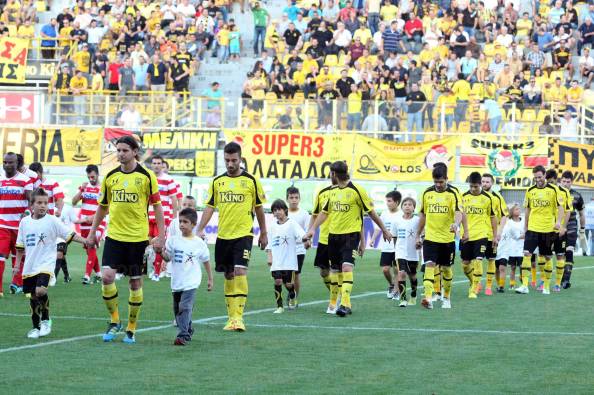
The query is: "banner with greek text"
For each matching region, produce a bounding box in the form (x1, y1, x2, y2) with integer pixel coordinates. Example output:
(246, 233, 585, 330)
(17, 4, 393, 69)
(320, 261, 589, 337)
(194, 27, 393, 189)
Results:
(0, 38, 28, 84)
(549, 139, 594, 188)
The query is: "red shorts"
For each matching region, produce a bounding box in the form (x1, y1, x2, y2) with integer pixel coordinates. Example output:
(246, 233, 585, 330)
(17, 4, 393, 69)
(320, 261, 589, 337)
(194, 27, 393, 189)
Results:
(0, 227, 18, 256)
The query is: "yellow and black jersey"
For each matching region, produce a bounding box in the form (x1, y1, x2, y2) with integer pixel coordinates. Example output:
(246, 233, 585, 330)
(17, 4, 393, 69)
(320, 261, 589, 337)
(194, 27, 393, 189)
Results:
(461, 191, 495, 241)
(551, 184, 572, 230)
(174, 52, 193, 67)
(524, 184, 561, 233)
(554, 48, 570, 65)
(322, 182, 372, 235)
(486, 189, 508, 239)
(206, 170, 266, 240)
(100, 163, 160, 243)
(312, 184, 335, 245)
(420, 185, 462, 243)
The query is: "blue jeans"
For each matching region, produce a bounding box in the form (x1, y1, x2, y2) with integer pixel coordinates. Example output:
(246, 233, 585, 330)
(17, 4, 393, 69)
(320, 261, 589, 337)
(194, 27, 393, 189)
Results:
(407, 111, 423, 141)
(218, 45, 229, 62)
(347, 113, 361, 130)
(444, 114, 454, 130)
(455, 100, 468, 127)
(253, 26, 266, 55)
(489, 116, 502, 133)
(368, 13, 380, 35)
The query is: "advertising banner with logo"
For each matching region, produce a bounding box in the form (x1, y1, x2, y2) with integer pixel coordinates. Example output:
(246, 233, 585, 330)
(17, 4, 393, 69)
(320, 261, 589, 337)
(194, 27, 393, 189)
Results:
(25, 59, 57, 81)
(459, 137, 549, 189)
(102, 128, 217, 176)
(0, 38, 28, 84)
(224, 130, 456, 181)
(0, 92, 38, 124)
(549, 139, 594, 188)
(0, 127, 101, 165)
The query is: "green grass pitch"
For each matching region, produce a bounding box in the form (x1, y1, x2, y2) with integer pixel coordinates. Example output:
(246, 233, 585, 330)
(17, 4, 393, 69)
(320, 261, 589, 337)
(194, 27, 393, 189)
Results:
(1, 245, 593, 394)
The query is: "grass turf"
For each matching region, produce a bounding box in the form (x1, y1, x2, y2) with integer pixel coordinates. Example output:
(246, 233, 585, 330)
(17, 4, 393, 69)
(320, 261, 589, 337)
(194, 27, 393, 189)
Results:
(1, 245, 593, 394)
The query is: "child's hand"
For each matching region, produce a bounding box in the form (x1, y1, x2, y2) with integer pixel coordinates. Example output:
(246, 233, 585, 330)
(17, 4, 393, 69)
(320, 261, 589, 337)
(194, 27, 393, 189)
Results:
(304, 240, 311, 249)
(207, 279, 213, 291)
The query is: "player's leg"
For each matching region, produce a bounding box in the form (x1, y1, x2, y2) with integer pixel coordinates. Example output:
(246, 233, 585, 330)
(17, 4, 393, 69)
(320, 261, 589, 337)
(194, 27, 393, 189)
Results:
(23, 276, 41, 338)
(327, 235, 341, 314)
(336, 233, 359, 317)
(396, 261, 407, 305)
(421, 241, 438, 309)
(380, 252, 395, 298)
(285, 271, 297, 309)
(496, 259, 507, 292)
(10, 229, 24, 292)
(562, 245, 575, 289)
(516, 231, 538, 294)
(174, 288, 196, 345)
(100, 238, 123, 341)
(0, 227, 11, 296)
(540, 233, 555, 295)
(272, 272, 284, 312)
(294, 254, 304, 304)
(433, 264, 442, 301)
(509, 257, 519, 289)
(485, 242, 496, 295)
(215, 238, 238, 330)
(461, 240, 477, 298)
(124, 244, 146, 344)
(232, 236, 252, 331)
(81, 229, 93, 283)
(57, 243, 71, 283)
(314, 243, 331, 291)
(553, 235, 566, 292)
(407, 261, 419, 306)
(35, 274, 52, 337)
(537, 252, 546, 290)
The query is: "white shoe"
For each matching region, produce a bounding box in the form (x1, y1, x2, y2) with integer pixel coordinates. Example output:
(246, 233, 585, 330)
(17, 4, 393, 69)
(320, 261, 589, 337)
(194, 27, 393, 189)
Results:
(326, 304, 337, 314)
(542, 287, 550, 295)
(27, 328, 40, 339)
(39, 320, 52, 337)
(48, 276, 56, 287)
(431, 293, 442, 302)
(391, 293, 400, 301)
(515, 285, 529, 294)
(386, 289, 394, 299)
(151, 274, 160, 282)
(441, 298, 451, 309)
(399, 300, 408, 307)
(273, 307, 284, 314)
(115, 273, 124, 281)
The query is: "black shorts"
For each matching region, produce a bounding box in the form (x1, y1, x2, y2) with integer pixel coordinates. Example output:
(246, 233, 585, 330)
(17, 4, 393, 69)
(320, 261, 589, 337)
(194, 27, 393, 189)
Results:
(328, 232, 360, 270)
(495, 258, 507, 267)
(523, 231, 555, 256)
(57, 242, 68, 255)
(271, 270, 295, 283)
(214, 236, 253, 273)
(297, 254, 305, 274)
(423, 240, 456, 267)
(314, 243, 330, 270)
(553, 233, 567, 255)
(460, 238, 488, 262)
(23, 273, 51, 294)
(508, 256, 523, 267)
(102, 237, 149, 278)
(566, 231, 577, 248)
(380, 252, 396, 267)
(397, 259, 418, 275)
(485, 241, 496, 260)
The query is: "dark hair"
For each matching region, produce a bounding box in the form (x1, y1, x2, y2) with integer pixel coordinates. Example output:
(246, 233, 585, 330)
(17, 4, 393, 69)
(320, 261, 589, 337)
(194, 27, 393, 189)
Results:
(86, 164, 99, 174)
(116, 135, 140, 150)
(286, 186, 300, 198)
(178, 207, 198, 224)
(31, 187, 48, 203)
(151, 155, 164, 162)
(545, 169, 557, 180)
(224, 141, 242, 156)
(16, 153, 24, 168)
(482, 173, 494, 181)
(533, 165, 546, 175)
(386, 190, 402, 204)
(330, 160, 349, 181)
(432, 163, 448, 179)
(469, 171, 482, 184)
(402, 196, 416, 208)
(271, 198, 289, 214)
(561, 170, 574, 180)
(29, 162, 43, 174)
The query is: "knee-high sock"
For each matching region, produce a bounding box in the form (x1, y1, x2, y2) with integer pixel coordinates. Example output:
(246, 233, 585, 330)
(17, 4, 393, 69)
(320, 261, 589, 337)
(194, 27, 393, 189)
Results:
(538, 255, 546, 281)
(0, 257, 4, 292)
(54, 260, 61, 278)
(30, 298, 41, 329)
(337, 272, 343, 295)
(286, 283, 296, 300)
(11, 256, 23, 286)
(434, 266, 441, 294)
(398, 280, 406, 300)
(38, 294, 50, 321)
(463, 262, 473, 284)
(329, 272, 339, 306)
(224, 277, 237, 319)
(341, 271, 353, 308)
(322, 274, 331, 291)
(410, 277, 418, 297)
(486, 259, 496, 289)
(274, 284, 283, 307)
(90, 247, 100, 274)
(521, 256, 532, 287)
(543, 258, 553, 290)
(555, 257, 565, 287)
(58, 258, 68, 277)
(423, 266, 435, 299)
(127, 288, 143, 332)
(235, 275, 248, 319)
(85, 247, 98, 277)
(563, 249, 574, 282)
(472, 260, 483, 293)
(441, 266, 453, 299)
(102, 282, 120, 324)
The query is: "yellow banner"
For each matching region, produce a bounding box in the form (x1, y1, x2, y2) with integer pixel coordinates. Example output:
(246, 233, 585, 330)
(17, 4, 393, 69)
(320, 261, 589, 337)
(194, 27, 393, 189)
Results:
(0, 127, 102, 166)
(459, 136, 549, 189)
(549, 139, 594, 188)
(352, 136, 457, 181)
(0, 38, 28, 84)
(224, 130, 456, 181)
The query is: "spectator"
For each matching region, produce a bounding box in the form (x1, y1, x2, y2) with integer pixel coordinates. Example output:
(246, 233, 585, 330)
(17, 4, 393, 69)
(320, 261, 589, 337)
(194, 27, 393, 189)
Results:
(436, 88, 456, 130)
(169, 56, 191, 97)
(483, 98, 503, 133)
(216, 23, 230, 63)
(361, 109, 389, 134)
(381, 20, 406, 55)
(580, 48, 594, 89)
(406, 83, 426, 142)
(133, 56, 149, 92)
(252, 1, 269, 57)
(578, 17, 594, 55)
(523, 76, 542, 107)
(459, 50, 478, 82)
(40, 18, 58, 59)
(119, 104, 143, 130)
(229, 25, 241, 62)
(451, 73, 471, 129)
(283, 22, 302, 51)
(107, 57, 123, 92)
(366, 0, 381, 35)
(559, 111, 578, 142)
(70, 69, 88, 124)
(147, 54, 167, 92)
(539, 115, 556, 135)
(202, 82, 223, 127)
(346, 84, 362, 130)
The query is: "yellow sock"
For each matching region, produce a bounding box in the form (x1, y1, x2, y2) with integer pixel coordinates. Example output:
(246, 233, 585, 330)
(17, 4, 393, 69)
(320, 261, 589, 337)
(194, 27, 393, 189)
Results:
(510, 278, 516, 287)
(521, 256, 532, 287)
(472, 259, 483, 292)
(531, 266, 537, 283)
(224, 277, 237, 320)
(235, 275, 248, 319)
(337, 272, 343, 297)
(486, 259, 496, 289)
(341, 271, 353, 308)
(538, 256, 546, 282)
(441, 266, 453, 299)
(329, 272, 339, 306)
(322, 275, 331, 291)
(497, 276, 505, 288)
(463, 263, 473, 283)
(102, 283, 119, 324)
(126, 288, 143, 332)
(434, 266, 441, 295)
(544, 258, 553, 290)
(555, 258, 565, 287)
(423, 266, 435, 299)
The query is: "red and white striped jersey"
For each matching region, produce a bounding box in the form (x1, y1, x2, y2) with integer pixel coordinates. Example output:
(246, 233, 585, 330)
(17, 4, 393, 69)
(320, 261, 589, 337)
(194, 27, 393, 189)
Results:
(0, 172, 33, 230)
(148, 174, 178, 224)
(38, 179, 65, 216)
(176, 182, 183, 201)
(21, 168, 40, 189)
(78, 182, 101, 231)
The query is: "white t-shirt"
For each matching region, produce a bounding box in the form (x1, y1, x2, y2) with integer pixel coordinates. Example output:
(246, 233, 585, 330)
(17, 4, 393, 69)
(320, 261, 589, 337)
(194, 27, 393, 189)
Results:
(165, 235, 210, 292)
(288, 208, 310, 255)
(379, 210, 403, 252)
(507, 218, 525, 258)
(266, 218, 306, 272)
(390, 215, 421, 262)
(16, 214, 74, 277)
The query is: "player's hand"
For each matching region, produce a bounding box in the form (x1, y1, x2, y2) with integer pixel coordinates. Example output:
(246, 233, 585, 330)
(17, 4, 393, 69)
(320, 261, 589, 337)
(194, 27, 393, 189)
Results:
(207, 279, 213, 291)
(258, 232, 268, 250)
(415, 236, 422, 249)
(197, 229, 206, 241)
(554, 222, 561, 232)
(559, 226, 566, 237)
(152, 236, 165, 253)
(86, 232, 98, 249)
(492, 239, 498, 248)
(450, 223, 458, 233)
(358, 242, 366, 257)
(460, 234, 469, 243)
(496, 232, 502, 243)
(303, 231, 314, 242)
(382, 229, 392, 242)
(304, 240, 311, 249)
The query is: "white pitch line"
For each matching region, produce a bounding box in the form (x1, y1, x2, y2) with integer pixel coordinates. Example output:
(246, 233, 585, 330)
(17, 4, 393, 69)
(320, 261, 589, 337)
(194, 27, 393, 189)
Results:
(1, 265, 593, 354)
(0, 313, 171, 323)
